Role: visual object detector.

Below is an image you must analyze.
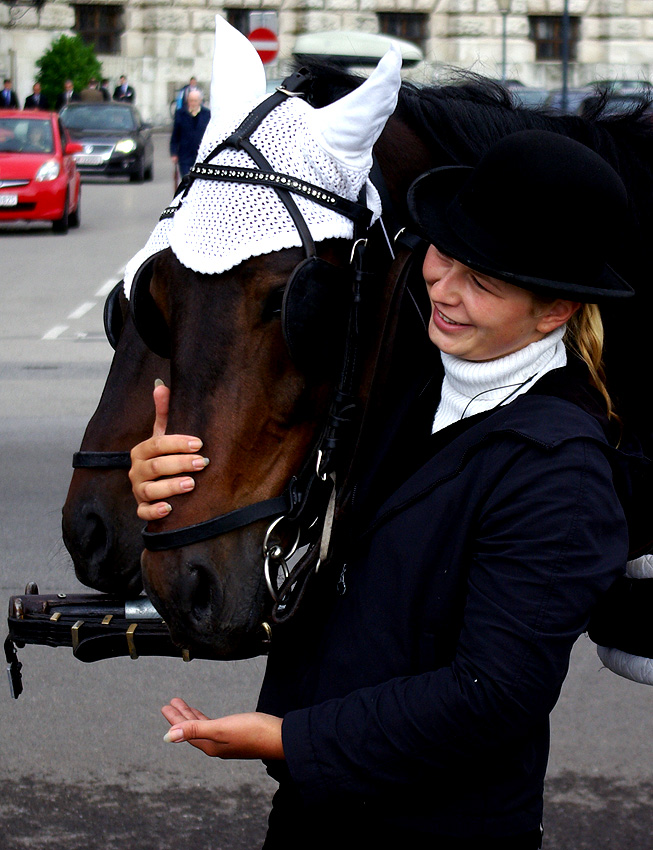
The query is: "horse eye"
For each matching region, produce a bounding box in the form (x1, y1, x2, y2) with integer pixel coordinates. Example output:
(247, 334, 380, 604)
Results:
(263, 287, 285, 320)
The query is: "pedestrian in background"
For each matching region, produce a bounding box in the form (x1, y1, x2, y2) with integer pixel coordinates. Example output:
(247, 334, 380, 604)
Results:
(80, 78, 104, 103)
(100, 78, 111, 101)
(55, 79, 79, 110)
(179, 76, 203, 109)
(1, 79, 18, 109)
(24, 82, 49, 111)
(113, 75, 135, 103)
(169, 89, 211, 179)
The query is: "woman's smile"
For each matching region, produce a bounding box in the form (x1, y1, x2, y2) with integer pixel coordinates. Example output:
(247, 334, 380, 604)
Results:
(432, 306, 471, 330)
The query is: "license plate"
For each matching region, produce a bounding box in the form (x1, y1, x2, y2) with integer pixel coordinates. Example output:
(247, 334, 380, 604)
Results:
(75, 154, 104, 166)
(0, 194, 18, 206)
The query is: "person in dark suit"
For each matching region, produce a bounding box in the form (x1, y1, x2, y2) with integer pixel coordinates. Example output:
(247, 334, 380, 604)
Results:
(113, 75, 135, 103)
(100, 78, 111, 101)
(24, 82, 50, 111)
(1, 79, 18, 109)
(169, 90, 211, 178)
(55, 80, 80, 110)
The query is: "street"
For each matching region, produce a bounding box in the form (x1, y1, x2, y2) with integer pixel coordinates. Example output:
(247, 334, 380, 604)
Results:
(1, 133, 652, 850)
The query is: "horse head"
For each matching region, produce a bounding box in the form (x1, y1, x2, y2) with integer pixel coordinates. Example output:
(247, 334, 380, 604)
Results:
(122, 18, 404, 657)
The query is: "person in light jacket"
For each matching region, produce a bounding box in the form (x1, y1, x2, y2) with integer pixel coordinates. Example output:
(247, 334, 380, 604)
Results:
(130, 130, 648, 850)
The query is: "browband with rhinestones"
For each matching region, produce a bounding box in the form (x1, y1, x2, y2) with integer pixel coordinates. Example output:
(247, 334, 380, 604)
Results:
(159, 164, 371, 228)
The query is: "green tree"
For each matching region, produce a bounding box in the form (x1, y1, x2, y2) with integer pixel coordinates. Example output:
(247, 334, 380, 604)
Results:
(35, 34, 102, 108)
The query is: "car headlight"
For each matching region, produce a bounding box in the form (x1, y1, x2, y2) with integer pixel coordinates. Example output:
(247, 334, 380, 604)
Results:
(35, 159, 61, 182)
(115, 139, 137, 154)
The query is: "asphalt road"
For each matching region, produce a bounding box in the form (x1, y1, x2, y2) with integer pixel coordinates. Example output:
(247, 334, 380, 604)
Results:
(1, 134, 652, 850)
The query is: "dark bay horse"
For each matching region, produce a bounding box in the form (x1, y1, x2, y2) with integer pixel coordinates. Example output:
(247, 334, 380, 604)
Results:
(61, 42, 653, 646)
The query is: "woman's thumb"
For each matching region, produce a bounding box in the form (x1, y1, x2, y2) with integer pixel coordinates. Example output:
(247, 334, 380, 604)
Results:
(152, 380, 170, 437)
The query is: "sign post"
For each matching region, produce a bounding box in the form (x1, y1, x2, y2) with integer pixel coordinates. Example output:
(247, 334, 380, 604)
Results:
(248, 27, 279, 64)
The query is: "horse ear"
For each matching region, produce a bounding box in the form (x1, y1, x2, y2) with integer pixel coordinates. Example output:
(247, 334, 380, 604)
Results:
(307, 45, 402, 170)
(210, 15, 267, 119)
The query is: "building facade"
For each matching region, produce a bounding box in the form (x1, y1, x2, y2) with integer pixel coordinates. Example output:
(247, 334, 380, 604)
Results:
(2, 0, 653, 124)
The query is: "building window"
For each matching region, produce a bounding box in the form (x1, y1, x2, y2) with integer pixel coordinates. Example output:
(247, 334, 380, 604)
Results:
(74, 5, 124, 56)
(528, 16, 580, 61)
(378, 13, 428, 53)
(225, 9, 278, 36)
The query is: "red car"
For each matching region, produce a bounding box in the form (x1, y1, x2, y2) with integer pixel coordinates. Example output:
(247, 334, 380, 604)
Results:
(0, 110, 82, 233)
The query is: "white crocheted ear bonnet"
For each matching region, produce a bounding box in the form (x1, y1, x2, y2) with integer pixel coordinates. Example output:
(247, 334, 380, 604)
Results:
(124, 16, 401, 294)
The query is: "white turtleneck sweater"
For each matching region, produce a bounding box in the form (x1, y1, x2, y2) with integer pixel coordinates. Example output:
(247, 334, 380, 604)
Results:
(432, 326, 567, 434)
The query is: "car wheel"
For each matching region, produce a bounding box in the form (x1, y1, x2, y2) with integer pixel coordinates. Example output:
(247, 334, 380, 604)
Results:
(129, 158, 145, 183)
(144, 162, 154, 181)
(53, 195, 69, 234)
(69, 187, 81, 228)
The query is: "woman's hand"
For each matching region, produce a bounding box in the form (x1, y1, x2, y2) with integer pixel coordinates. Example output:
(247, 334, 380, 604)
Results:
(129, 381, 209, 521)
(161, 697, 284, 760)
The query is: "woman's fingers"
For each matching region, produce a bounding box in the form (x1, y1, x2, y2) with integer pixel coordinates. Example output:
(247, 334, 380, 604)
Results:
(162, 698, 210, 725)
(129, 382, 208, 518)
(129, 435, 208, 519)
(131, 434, 203, 462)
(152, 381, 169, 437)
(161, 710, 284, 760)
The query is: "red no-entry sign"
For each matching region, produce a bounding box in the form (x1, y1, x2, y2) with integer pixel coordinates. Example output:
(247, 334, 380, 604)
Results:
(248, 27, 279, 64)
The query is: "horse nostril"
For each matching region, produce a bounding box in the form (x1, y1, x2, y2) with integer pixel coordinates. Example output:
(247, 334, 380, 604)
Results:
(85, 512, 109, 557)
(187, 563, 222, 630)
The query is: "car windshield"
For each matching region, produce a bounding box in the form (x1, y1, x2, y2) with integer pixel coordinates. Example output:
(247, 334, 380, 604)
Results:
(61, 105, 136, 132)
(0, 117, 54, 153)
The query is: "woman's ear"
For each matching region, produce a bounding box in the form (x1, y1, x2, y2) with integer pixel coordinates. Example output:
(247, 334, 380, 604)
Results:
(535, 299, 580, 334)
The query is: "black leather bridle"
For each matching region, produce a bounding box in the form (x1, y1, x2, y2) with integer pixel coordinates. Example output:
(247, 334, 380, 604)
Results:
(126, 68, 393, 619)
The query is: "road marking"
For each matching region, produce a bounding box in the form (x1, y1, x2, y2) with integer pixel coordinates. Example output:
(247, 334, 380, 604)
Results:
(67, 301, 96, 320)
(42, 325, 69, 340)
(44, 269, 124, 340)
(96, 277, 121, 297)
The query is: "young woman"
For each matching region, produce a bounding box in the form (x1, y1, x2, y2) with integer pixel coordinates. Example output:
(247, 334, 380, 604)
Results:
(130, 130, 645, 849)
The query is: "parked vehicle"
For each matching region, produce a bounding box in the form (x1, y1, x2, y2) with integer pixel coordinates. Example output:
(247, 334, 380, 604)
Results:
(544, 87, 593, 113)
(510, 86, 550, 109)
(292, 30, 424, 68)
(59, 103, 154, 182)
(0, 110, 82, 233)
(591, 79, 653, 95)
(579, 91, 652, 118)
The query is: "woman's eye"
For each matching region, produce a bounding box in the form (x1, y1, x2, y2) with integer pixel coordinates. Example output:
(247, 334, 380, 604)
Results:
(471, 276, 490, 292)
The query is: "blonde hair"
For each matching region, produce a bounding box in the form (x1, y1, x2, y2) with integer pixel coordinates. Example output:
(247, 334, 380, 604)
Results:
(564, 303, 615, 419)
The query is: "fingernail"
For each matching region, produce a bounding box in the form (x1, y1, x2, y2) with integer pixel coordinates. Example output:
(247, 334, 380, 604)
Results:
(157, 503, 172, 516)
(179, 478, 195, 491)
(164, 728, 184, 743)
(188, 439, 203, 451)
(192, 457, 209, 470)
(154, 378, 166, 388)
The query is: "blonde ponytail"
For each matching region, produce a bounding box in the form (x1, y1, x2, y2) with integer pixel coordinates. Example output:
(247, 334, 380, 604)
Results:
(564, 304, 616, 419)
